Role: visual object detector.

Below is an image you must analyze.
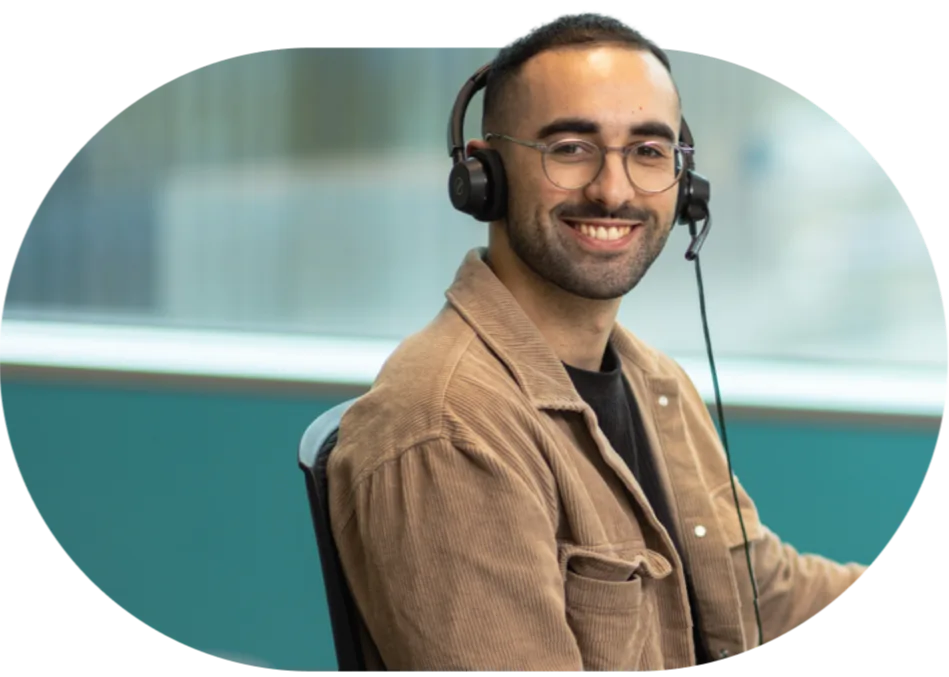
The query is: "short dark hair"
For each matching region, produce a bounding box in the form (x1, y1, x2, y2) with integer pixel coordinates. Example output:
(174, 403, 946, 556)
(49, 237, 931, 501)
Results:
(481, 13, 677, 136)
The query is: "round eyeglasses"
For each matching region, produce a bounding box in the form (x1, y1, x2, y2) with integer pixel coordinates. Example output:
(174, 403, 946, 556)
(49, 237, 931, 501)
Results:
(485, 132, 693, 193)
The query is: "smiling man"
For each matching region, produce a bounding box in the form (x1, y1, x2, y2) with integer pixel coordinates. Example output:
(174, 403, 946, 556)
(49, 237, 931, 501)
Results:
(327, 13, 865, 670)
(472, 32, 683, 371)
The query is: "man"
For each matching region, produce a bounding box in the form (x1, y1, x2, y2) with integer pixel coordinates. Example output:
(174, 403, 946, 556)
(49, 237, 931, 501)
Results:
(327, 13, 865, 670)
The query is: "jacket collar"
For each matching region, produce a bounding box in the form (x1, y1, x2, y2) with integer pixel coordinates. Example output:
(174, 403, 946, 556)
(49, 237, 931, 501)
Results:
(445, 247, 662, 410)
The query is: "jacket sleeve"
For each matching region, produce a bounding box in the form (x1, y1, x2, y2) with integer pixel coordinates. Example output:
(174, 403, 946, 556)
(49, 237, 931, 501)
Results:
(329, 436, 584, 670)
(749, 518, 866, 643)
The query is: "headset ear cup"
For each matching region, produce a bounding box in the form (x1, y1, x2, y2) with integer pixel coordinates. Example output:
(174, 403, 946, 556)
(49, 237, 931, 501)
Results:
(685, 170, 710, 224)
(468, 148, 508, 222)
(448, 157, 487, 217)
(675, 171, 690, 226)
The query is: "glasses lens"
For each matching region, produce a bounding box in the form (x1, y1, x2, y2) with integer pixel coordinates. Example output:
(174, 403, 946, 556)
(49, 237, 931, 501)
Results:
(625, 141, 684, 192)
(542, 139, 685, 192)
(543, 140, 603, 190)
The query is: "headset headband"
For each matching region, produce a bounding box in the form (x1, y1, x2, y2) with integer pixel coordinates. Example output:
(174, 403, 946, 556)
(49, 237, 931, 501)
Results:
(447, 64, 491, 165)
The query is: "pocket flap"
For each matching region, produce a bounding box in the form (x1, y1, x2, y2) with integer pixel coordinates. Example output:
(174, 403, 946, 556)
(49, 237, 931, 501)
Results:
(560, 545, 673, 583)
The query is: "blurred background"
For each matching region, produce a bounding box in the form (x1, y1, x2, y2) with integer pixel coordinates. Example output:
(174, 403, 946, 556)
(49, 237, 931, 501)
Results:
(1, 48, 944, 669)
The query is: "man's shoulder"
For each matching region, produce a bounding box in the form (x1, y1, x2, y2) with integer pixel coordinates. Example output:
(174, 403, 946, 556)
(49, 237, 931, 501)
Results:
(329, 304, 525, 482)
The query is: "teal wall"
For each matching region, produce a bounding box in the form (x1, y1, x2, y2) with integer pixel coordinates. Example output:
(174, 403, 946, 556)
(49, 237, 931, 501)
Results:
(1, 376, 938, 670)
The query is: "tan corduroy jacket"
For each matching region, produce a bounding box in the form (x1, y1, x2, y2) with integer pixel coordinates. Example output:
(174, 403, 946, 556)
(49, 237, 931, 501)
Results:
(328, 247, 866, 670)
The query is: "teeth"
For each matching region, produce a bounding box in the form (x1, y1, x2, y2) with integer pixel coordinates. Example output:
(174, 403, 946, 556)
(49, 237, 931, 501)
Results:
(576, 223, 631, 241)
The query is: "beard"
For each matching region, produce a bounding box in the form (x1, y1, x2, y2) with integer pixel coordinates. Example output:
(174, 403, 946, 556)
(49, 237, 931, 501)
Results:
(503, 199, 674, 300)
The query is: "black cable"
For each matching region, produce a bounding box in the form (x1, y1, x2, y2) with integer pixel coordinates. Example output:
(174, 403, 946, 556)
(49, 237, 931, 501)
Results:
(688, 214, 764, 648)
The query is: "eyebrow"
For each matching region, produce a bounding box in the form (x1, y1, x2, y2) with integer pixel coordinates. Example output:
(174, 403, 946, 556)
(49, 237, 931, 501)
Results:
(535, 117, 678, 143)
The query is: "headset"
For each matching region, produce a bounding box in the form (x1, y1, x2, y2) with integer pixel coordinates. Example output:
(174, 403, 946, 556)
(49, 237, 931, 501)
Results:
(446, 61, 764, 653)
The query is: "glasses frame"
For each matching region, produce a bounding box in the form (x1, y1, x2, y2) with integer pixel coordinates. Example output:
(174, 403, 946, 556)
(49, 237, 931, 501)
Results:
(484, 132, 694, 194)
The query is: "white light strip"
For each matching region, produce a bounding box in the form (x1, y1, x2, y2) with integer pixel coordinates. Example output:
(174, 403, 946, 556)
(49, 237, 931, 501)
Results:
(0, 320, 393, 386)
(0, 320, 945, 417)
(675, 356, 945, 417)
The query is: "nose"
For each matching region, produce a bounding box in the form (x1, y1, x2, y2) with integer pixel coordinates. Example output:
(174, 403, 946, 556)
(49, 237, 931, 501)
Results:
(582, 149, 637, 211)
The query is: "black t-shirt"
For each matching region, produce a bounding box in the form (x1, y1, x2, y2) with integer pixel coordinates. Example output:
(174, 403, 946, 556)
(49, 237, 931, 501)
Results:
(563, 340, 711, 665)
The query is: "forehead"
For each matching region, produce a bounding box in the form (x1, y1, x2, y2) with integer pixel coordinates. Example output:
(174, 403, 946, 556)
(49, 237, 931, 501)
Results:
(512, 45, 680, 135)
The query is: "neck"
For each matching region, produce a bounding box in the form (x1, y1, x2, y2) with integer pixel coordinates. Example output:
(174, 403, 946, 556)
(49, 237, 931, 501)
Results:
(486, 232, 622, 372)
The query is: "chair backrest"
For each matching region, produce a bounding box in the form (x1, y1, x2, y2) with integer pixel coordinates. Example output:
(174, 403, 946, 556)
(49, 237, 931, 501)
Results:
(298, 397, 371, 671)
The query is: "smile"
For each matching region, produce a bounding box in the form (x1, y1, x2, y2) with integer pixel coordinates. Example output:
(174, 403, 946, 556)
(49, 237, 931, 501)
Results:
(572, 222, 632, 241)
(560, 218, 642, 248)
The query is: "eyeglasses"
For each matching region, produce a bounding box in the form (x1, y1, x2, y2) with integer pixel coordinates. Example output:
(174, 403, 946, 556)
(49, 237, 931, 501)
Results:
(484, 132, 693, 193)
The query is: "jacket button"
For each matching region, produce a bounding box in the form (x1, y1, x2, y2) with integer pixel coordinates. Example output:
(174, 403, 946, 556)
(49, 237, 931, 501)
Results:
(719, 649, 730, 659)
(658, 395, 669, 407)
(694, 525, 707, 538)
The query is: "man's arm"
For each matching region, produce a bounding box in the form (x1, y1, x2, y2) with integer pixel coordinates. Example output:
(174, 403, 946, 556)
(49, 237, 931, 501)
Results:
(710, 473, 866, 646)
(330, 436, 584, 670)
(750, 520, 866, 643)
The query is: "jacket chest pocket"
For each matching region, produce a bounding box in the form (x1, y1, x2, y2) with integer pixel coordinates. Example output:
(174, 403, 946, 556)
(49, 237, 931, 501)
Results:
(559, 544, 672, 670)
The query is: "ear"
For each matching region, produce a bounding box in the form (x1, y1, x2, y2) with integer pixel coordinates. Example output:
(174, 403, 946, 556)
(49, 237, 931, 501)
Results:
(466, 138, 489, 157)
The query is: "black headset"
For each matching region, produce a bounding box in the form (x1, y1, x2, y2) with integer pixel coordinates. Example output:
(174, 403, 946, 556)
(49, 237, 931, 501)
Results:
(445, 60, 764, 652)
(446, 62, 713, 261)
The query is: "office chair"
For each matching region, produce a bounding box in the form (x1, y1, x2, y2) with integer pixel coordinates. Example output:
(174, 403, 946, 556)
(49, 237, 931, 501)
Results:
(298, 397, 374, 671)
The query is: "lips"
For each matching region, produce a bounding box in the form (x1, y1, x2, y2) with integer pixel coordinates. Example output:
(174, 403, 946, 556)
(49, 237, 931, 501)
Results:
(560, 219, 642, 253)
(560, 218, 642, 245)
(559, 219, 641, 228)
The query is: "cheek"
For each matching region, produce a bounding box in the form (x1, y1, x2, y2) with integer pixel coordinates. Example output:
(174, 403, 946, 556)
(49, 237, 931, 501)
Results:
(537, 185, 569, 216)
(507, 166, 563, 215)
(651, 188, 680, 223)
